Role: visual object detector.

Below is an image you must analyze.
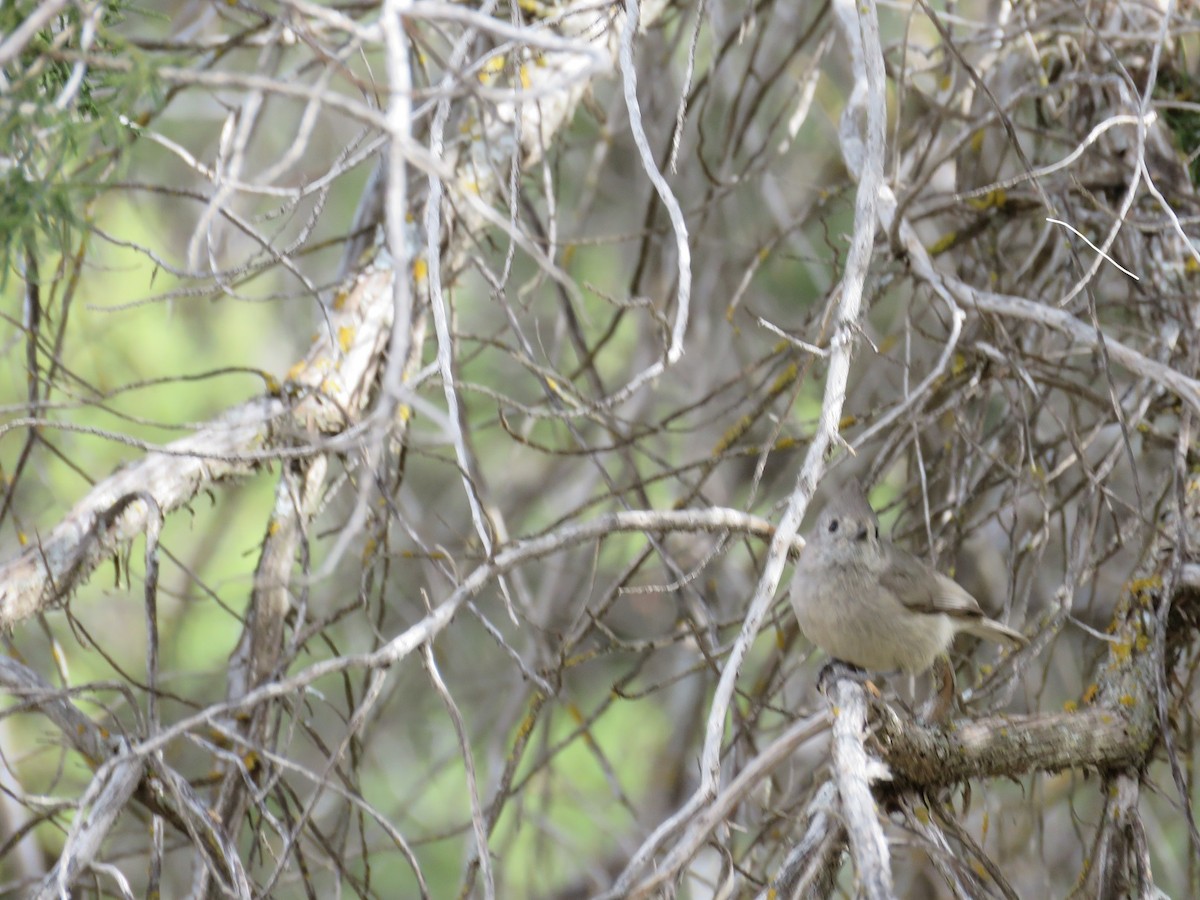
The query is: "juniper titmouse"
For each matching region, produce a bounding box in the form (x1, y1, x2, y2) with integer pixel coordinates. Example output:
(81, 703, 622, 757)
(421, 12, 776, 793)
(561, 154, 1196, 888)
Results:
(790, 480, 1026, 674)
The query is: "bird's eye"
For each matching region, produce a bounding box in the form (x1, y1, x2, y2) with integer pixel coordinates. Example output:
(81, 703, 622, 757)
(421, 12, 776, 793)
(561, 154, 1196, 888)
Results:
(828, 519, 839, 534)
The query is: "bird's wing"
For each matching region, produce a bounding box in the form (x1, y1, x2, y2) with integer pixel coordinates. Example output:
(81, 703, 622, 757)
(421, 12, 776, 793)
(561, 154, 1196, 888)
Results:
(879, 547, 985, 619)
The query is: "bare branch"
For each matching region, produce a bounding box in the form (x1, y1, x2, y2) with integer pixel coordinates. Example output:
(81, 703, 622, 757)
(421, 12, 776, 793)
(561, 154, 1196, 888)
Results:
(828, 675, 894, 899)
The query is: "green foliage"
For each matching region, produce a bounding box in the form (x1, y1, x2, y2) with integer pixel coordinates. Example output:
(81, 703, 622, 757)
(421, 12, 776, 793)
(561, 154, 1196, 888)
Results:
(0, 0, 165, 279)
(1156, 54, 1200, 188)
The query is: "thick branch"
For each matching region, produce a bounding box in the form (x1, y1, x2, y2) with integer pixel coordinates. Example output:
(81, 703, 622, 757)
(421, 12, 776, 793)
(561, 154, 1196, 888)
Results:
(0, 266, 395, 630)
(873, 705, 1151, 788)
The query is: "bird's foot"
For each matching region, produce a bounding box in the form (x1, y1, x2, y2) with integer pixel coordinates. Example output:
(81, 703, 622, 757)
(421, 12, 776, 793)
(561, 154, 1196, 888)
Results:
(817, 659, 879, 698)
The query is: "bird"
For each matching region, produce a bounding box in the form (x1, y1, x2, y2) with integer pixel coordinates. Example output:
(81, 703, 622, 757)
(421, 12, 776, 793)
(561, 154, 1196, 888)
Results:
(790, 479, 1027, 677)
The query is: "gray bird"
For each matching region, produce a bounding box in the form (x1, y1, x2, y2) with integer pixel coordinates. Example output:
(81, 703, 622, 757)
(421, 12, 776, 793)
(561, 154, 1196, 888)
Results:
(790, 479, 1026, 674)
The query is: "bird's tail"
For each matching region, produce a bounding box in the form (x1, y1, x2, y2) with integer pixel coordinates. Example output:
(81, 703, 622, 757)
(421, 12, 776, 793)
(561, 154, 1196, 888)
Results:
(963, 617, 1027, 648)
